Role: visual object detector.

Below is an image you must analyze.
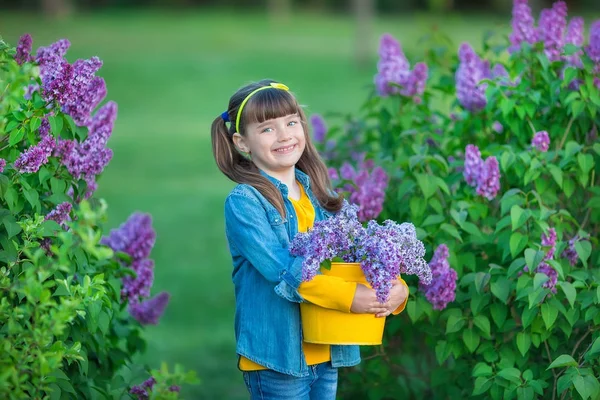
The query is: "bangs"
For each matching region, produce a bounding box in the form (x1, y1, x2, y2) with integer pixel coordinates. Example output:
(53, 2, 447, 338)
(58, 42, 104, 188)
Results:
(241, 89, 300, 128)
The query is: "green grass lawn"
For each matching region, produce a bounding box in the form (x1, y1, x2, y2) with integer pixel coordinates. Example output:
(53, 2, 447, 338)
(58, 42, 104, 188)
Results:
(0, 8, 511, 398)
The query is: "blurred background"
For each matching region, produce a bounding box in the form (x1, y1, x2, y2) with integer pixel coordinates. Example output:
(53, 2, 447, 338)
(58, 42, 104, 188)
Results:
(1, 0, 598, 398)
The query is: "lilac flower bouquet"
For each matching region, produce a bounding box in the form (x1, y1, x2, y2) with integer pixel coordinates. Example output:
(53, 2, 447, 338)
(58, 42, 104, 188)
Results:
(290, 202, 432, 302)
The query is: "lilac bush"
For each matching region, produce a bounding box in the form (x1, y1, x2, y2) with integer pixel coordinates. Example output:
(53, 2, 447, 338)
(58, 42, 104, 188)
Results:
(318, 1, 600, 398)
(0, 34, 189, 398)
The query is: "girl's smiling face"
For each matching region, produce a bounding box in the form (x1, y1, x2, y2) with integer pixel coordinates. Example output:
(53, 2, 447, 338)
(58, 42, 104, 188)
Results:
(233, 113, 306, 179)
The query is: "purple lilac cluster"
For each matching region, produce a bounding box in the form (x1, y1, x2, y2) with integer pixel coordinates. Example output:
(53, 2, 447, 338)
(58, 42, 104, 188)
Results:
(15, 34, 33, 65)
(129, 292, 170, 325)
(564, 17, 585, 67)
(35, 38, 107, 126)
(310, 114, 327, 144)
(130, 376, 180, 400)
(455, 44, 509, 112)
(587, 21, 600, 76)
(14, 118, 56, 173)
(418, 244, 458, 310)
(22, 36, 116, 198)
(330, 158, 389, 222)
(290, 202, 431, 303)
(45, 202, 73, 229)
(561, 235, 580, 266)
(0, 159, 6, 173)
(492, 121, 504, 134)
(537, 1, 568, 62)
(463, 144, 501, 200)
(524, 228, 558, 293)
(57, 102, 116, 199)
(509, 0, 537, 52)
(290, 202, 364, 281)
(101, 212, 169, 325)
(532, 130, 550, 152)
(374, 34, 428, 98)
(358, 220, 431, 302)
(510, 0, 591, 67)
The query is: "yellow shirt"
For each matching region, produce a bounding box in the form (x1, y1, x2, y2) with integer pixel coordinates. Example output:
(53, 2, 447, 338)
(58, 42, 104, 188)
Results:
(238, 181, 408, 371)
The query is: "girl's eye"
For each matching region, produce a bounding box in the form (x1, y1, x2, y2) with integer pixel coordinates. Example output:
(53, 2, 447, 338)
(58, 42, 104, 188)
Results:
(288, 120, 298, 126)
(262, 127, 274, 133)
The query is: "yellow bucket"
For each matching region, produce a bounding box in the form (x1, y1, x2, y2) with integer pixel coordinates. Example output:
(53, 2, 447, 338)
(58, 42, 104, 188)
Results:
(300, 262, 386, 345)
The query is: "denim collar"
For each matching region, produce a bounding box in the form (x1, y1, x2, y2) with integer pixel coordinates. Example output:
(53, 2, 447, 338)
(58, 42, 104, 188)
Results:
(259, 168, 311, 196)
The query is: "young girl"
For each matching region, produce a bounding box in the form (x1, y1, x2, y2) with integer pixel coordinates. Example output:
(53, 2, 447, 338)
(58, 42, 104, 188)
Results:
(211, 79, 409, 400)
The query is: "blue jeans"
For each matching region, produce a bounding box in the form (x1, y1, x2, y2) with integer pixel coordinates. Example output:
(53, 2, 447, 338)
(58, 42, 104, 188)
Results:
(242, 362, 338, 400)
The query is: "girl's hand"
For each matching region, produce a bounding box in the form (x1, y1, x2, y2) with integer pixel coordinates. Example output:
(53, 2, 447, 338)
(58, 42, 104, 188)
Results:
(375, 280, 409, 318)
(350, 284, 388, 314)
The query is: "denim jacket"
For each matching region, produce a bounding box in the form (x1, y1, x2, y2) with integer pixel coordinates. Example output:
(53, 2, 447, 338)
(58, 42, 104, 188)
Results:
(223, 168, 361, 377)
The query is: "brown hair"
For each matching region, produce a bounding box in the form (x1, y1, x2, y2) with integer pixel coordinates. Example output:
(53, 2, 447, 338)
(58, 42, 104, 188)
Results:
(211, 79, 342, 217)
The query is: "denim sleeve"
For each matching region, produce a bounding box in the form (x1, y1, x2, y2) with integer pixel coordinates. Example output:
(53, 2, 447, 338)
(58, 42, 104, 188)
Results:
(225, 193, 304, 303)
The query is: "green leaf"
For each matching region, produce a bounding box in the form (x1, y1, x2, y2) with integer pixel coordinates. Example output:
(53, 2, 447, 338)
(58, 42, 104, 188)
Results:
(559, 281, 576, 308)
(516, 332, 531, 356)
(9, 127, 26, 147)
(575, 241, 592, 268)
(491, 277, 511, 304)
(490, 302, 507, 328)
(547, 354, 577, 369)
(522, 307, 537, 329)
(48, 115, 64, 137)
(524, 248, 545, 272)
(434, 177, 450, 195)
(510, 232, 528, 258)
(5, 119, 19, 133)
(547, 165, 563, 188)
(23, 188, 40, 213)
(472, 377, 493, 396)
(406, 301, 422, 323)
(497, 367, 522, 384)
(516, 387, 534, 400)
(533, 273, 550, 291)
(573, 375, 600, 400)
(565, 141, 582, 159)
(563, 178, 575, 198)
(3, 215, 22, 239)
(528, 288, 547, 309)
(511, 205, 529, 231)
(501, 151, 515, 172)
(422, 214, 445, 227)
(578, 153, 594, 174)
(463, 328, 480, 353)
(446, 314, 465, 334)
(541, 303, 559, 329)
(585, 337, 600, 360)
(472, 363, 493, 378)
(435, 340, 450, 364)
(571, 100, 585, 118)
(30, 117, 42, 133)
(415, 173, 437, 199)
(441, 223, 462, 242)
(473, 315, 491, 337)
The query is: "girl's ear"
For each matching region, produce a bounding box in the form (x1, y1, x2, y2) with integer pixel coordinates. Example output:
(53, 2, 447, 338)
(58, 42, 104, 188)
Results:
(232, 132, 249, 154)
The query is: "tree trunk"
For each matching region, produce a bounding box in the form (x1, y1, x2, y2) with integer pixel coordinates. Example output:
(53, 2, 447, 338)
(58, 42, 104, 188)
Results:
(352, 0, 374, 69)
(41, 0, 73, 18)
(267, 0, 291, 25)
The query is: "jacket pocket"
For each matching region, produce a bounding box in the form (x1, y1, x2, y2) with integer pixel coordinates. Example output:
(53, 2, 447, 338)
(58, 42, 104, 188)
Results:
(267, 210, 289, 247)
